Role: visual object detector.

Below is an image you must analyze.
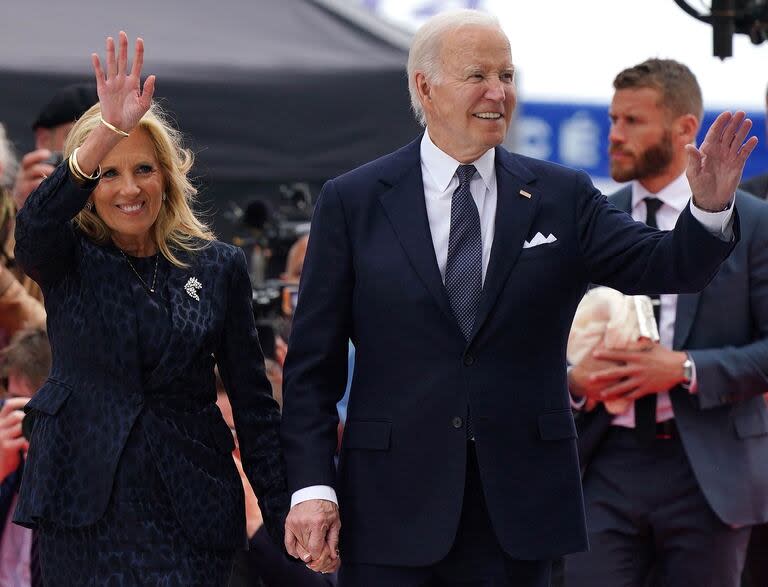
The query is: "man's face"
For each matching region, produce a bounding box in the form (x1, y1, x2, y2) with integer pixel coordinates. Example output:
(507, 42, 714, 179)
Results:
(419, 25, 516, 162)
(34, 122, 75, 152)
(608, 88, 675, 183)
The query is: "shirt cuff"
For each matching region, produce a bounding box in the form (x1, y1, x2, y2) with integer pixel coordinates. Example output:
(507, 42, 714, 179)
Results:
(290, 485, 338, 508)
(689, 198, 734, 240)
(683, 354, 698, 394)
(570, 393, 587, 410)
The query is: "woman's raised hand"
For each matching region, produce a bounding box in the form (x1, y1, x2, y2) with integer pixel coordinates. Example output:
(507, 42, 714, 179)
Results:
(91, 31, 155, 134)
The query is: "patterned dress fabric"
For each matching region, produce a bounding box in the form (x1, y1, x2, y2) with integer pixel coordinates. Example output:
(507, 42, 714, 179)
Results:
(12, 164, 289, 585)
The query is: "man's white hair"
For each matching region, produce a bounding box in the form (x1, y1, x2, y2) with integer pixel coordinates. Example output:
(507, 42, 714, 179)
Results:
(0, 124, 18, 190)
(407, 9, 503, 127)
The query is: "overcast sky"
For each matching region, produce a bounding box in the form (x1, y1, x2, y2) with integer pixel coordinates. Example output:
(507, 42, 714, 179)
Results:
(365, 0, 767, 110)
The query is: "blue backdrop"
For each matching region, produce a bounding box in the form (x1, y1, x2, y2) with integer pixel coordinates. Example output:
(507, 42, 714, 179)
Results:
(515, 102, 768, 183)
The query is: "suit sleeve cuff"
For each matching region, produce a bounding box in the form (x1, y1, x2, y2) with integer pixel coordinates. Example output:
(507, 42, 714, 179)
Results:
(689, 198, 735, 240)
(290, 486, 338, 508)
(567, 365, 587, 409)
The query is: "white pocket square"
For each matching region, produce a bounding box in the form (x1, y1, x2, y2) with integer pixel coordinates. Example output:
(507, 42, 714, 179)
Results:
(523, 232, 557, 249)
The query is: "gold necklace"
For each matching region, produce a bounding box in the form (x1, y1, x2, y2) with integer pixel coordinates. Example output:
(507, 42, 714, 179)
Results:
(119, 249, 159, 294)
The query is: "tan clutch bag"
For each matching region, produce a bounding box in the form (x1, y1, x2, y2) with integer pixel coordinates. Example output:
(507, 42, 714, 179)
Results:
(567, 287, 660, 414)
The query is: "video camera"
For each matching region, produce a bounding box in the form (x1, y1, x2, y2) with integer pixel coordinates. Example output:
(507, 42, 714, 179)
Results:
(674, 0, 768, 58)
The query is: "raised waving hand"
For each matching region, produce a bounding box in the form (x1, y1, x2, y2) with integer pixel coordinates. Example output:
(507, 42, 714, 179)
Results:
(686, 111, 758, 212)
(92, 31, 155, 135)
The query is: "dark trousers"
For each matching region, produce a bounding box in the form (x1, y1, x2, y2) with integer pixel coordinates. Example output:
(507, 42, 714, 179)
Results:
(743, 522, 768, 587)
(339, 443, 552, 587)
(566, 426, 750, 587)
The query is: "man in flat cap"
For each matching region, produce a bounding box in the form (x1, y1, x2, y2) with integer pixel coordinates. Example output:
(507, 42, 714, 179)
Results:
(11, 83, 97, 210)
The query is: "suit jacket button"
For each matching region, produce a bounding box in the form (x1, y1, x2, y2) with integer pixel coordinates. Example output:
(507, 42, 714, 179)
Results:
(463, 355, 475, 366)
(452, 416, 464, 429)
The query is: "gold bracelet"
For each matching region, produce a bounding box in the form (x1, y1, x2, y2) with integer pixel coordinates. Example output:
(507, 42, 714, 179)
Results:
(100, 117, 130, 137)
(68, 147, 102, 183)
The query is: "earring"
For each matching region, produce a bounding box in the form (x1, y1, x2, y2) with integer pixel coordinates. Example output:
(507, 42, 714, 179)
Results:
(84, 201, 93, 211)
(162, 192, 167, 202)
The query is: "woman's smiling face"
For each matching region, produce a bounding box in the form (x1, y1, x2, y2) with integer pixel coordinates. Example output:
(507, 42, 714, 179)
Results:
(90, 127, 164, 252)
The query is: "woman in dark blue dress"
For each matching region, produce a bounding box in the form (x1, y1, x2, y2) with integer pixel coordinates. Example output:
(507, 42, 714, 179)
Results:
(12, 32, 293, 585)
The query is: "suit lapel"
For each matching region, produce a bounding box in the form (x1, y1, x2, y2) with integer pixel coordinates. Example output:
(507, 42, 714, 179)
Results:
(469, 149, 539, 341)
(378, 140, 457, 326)
(673, 294, 700, 349)
(145, 251, 206, 390)
(610, 185, 702, 350)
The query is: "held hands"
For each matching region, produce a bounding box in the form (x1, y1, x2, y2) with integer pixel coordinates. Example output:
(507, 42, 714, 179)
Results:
(686, 111, 758, 212)
(92, 31, 155, 136)
(285, 499, 341, 574)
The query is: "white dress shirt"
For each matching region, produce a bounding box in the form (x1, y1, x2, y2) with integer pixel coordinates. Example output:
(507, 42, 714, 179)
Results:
(293, 151, 735, 507)
(421, 130, 497, 284)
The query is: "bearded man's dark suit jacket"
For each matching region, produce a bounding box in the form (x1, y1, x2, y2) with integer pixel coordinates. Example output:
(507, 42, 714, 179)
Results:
(741, 173, 768, 200)
(11, 164, 288, 550)
(280, 136, 738, 567)
(576, 187, 768, 529)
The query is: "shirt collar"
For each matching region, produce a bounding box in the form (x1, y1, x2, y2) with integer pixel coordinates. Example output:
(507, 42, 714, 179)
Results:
(631, 172, 691, 213)
(420, 130, 495, 195)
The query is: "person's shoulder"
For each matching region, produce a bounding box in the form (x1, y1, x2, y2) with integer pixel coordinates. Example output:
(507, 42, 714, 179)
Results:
(740, 173, 768, 198)
(175, 238, 242, 269)
(332, 137, 422, 188)
(735, 187, 768, 216)
(200, 239, 242, 263)
(499, 148, 592, 185)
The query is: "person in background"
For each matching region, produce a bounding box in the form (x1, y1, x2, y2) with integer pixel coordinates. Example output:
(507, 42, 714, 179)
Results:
(280, 9, 755, 586)
(0, 126, 45, 347)
(739, 81, 768, 200)
(12, 33, 292, 584)
(11, 83, 98, 212)
(0, 327, 51, 587)
(566, 59, 768, 587)
(738, 80, 768, 587)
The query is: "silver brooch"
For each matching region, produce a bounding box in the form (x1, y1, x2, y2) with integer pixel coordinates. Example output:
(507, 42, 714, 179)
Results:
(184, 277, 202, 301)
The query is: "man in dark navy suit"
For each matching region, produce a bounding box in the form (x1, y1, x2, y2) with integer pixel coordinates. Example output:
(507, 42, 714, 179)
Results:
(566, 59, 768, 587)
(740, 82, 768, 200)
(738, 80, 768, 587)
(280, 10, 757, 587)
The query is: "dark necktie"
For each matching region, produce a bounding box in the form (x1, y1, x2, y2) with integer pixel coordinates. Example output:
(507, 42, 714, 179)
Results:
(444, 164, 481, 440)
(445, 164, 482, 339)
(635, 197, 663, 444)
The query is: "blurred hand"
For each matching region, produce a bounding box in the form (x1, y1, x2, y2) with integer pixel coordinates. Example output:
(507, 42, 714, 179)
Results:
(285, 499, 340, 573)
(591, 343, 688, 401)
(12, 149, 57, 210)
(568, 342, 625, 402)
(686, 111, 758, 212)
(0, 397, 30, 481)
(91, 31, 155, 134)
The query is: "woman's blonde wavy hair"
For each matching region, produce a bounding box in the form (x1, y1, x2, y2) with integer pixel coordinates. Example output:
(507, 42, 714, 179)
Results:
(64, 102, 214, 267)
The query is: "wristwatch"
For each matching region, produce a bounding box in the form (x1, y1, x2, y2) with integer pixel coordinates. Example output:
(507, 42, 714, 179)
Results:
(682, 354, 693, 385)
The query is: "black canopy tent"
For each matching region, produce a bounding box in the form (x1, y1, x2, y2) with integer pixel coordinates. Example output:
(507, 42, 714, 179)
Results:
(0, 0, 420, 241)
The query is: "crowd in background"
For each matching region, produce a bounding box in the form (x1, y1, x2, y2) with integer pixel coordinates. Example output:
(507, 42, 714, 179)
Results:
(0, 55, 765, 586)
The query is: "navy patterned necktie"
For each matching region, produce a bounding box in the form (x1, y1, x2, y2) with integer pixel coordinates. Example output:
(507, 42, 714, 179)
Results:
(445, 164, 482, 340)
(635, 197, 663, 444)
